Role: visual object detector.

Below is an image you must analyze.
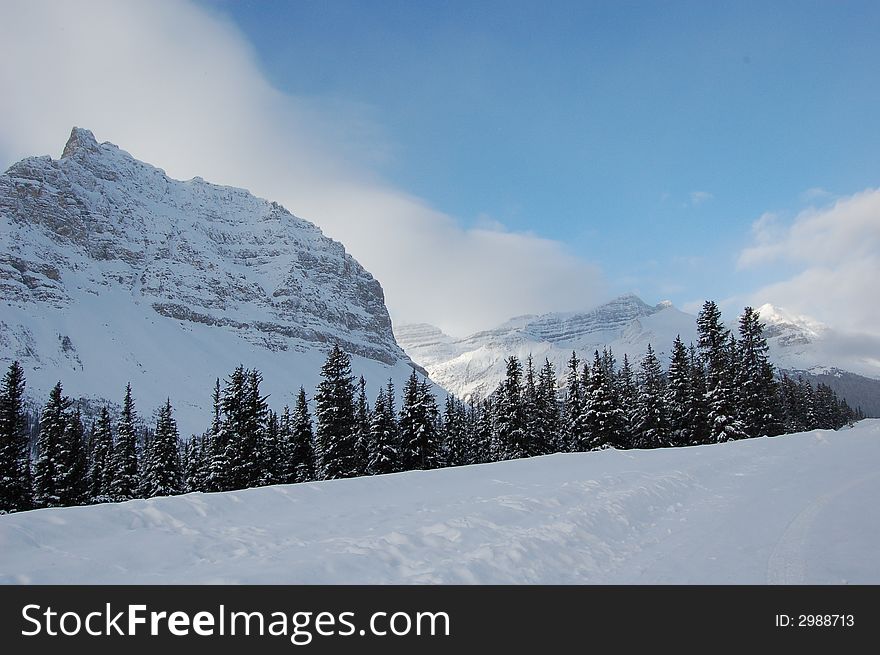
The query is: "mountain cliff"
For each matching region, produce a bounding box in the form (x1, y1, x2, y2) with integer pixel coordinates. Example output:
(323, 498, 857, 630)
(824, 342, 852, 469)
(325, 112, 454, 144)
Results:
(0, 128, 428, 431)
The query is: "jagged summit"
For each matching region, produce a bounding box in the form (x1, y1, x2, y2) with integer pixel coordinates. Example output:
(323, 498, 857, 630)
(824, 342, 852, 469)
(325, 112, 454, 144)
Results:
(1, 128, 430, 432)
(60, 126, 99, 158)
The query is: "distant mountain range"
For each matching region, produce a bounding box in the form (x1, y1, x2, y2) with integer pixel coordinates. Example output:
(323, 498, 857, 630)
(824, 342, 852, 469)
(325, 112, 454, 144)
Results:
(396, 294, 880, 416)
(1, 128, 432, 433)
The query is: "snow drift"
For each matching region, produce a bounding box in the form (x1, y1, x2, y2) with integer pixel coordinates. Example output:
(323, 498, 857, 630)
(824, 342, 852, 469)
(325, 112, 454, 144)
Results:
(2, 420, 878, 584)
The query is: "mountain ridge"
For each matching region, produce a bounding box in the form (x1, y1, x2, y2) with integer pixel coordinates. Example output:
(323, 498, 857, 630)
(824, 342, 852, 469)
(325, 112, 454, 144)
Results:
(1, 127, 430, 432)
(396, 294, 880, 408)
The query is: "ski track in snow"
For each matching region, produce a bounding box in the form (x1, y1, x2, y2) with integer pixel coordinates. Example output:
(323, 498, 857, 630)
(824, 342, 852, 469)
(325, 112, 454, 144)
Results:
(765, 470, 880, 584)
(1, 420, 878, 584)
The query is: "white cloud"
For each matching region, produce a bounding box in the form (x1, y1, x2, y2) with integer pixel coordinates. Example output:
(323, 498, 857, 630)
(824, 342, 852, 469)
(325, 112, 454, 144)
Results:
(0, 0, 605, 337)
(738, 188, 880, 336)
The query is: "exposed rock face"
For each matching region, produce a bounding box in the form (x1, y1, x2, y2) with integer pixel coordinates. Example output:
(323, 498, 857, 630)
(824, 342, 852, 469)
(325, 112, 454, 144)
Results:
(0, 128, 426, 431)
(1, 127, 405, 364)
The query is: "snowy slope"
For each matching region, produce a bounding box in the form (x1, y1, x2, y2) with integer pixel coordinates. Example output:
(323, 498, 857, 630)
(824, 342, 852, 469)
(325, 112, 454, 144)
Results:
(2, 420, 878, 584)
(396, 294, 880, 400)
(0, 128, 434, 431)
(396, 294, 698, 399)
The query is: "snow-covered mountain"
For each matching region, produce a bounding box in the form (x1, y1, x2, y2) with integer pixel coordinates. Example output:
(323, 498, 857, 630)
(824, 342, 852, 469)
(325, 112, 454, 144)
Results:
(0, 128, 431, 433)
(4, 419, 878, 583)
(396, 294, 880, 401)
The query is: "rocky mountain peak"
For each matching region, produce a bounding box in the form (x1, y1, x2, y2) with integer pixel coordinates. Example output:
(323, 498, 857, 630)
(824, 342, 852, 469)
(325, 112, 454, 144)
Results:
(60, 126, 99, 159)
(1, 127, 430, 432)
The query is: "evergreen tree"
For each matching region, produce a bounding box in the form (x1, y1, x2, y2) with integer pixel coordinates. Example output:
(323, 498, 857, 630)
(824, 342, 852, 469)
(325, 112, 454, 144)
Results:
(183, 434, 205, 492)
(632, 345, 670, 448)
(110, 383, 139, 500)
(472, 397, 494, 463)
(521, 356, 544, 457)
(290, 387, 317, 482)
(0, 361, 32, 512)
(798, 377, 819, 430)
(315, 345, 358, 480)
(33, 382, 69, 508)
(496, 356, 528, 460)
(665, 336, 693, 446)
(258, 409, 281, 486)
(697, 301, 746, 442)
(564, 352, 587, 451)
(616, 354, 638, 449)
(399, 371, 442, 470)
(219, 367, 268, 490)
(779, 374, 803, 432)
(583, 350, 625, 449)
(442, 394, 468, 467)
(205, 378, 228, 492)
(687, 343, 711, 444)
(89, 407, 114, 502)
(141, 399, 182, 498)
(369, 384, 400, 475)
(353, 376, 372, 476)
(277, 405, 293, 483)
(736, 307, 776, 438)
(537, 358, 561, 454)
(57, 408, 88, 506)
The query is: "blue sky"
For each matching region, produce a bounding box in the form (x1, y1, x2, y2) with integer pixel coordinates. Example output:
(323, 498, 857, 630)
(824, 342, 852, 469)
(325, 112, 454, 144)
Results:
(2, 0, 879, 335)
(209, 0, 880, 305)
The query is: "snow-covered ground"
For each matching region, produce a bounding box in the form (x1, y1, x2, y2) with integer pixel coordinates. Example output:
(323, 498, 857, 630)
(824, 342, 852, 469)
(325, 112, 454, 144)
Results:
(2, 420, 879, 584)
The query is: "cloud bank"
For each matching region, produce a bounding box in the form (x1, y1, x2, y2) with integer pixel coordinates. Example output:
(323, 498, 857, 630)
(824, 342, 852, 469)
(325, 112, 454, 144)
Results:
(738, 188, 880, 338)
(0, 0, 605, 337)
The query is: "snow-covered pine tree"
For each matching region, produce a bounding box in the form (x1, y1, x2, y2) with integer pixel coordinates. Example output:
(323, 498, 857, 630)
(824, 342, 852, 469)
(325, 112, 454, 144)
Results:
(798, 377, 819, 430)
(182, 434, 204, 492)
(353, 376, 372, 476)
(257, 409, 281, 486)
(399, 370, 442, 470)
(89, 407, 114, 502)
(537, 358, 561, 455)
(246, 369, 269, 487)
(779, 374, 802, 432)
(633, 344, 670, 449)
(697, 301, 746, 442)
(564, 352, 586, 452)
(290, 387, 317, 482)
(368, 385, 400, 475)
(57, 408, 88, 506)
(33, 382, 70, 508)
(278, 405, 293, 483)
(814, 383, 839, 430)
(473, 397, 494, 463)
(496, 356, 528, 460)
(442, 394, 467, 467)
(141, 399, 182, 498)
(616, 354, 638, 449)
(0, 361, 32, 512)
(761, 361, 785, 436)
(736, 307, 783, 438)
(219, 366, 268, 490)
(110, 383, 140, 501)
(583, 350, 626, 449)
(522, 355, 544, 457)
(315, 345, 358, 480)
(688, 343, 711, 443)
(205, 377, 228, 492)
(665, 336, 693, 446)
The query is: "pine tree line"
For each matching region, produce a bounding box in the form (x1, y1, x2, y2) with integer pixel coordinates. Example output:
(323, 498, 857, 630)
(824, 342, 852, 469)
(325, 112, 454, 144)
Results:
(0, 303, 863, 514)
